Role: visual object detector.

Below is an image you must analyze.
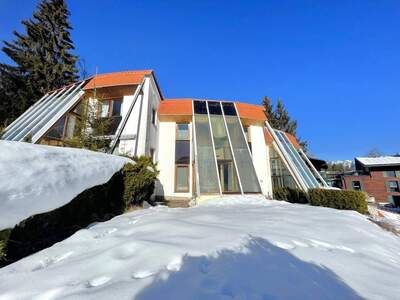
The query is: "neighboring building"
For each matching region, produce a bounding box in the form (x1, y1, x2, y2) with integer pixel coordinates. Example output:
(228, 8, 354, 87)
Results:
(341, 157, 400, 207)
(1, 70, 328, 205)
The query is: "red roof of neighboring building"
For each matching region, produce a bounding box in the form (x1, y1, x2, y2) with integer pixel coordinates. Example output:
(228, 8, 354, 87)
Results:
(83, 70, 153, 90)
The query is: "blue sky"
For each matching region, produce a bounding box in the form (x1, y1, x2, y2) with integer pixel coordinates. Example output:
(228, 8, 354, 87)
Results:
(1, 0, 399, 161)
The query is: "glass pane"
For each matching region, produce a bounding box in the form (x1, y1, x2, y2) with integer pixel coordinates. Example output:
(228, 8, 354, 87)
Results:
(270, 146, 297, 189)
(209, 114, 240, 193)
(224, 115, 261, 193)
(112, 100, 122, 116)
(46, 116, 66, 139)
(65, 115, 76, 138)
(194, 114, 219, 194)
(176, 166, 189, 192)
(275, 131, 320, 188)
(177, 124, 189, 140)
(101, 101, 110, 117)
(175, 140, 190, 164)
(222, 102, 237, 116)
(208, 101, 222, 115)
(193, 101, 207, 114)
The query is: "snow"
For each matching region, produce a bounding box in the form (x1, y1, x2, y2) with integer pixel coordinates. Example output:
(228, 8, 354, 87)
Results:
(1, 196, 399, 300)
(0, 141, 129, 230)
(356, 156, 400, 167)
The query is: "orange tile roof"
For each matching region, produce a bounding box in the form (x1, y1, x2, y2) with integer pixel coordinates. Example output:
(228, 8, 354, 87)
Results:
(159, 99, 193, 116)
(159, 99, 267, 122)
(235, 102, 267, 122)
(83, 70, 153, 90)
(284, 132, 301, 149)
(264, 127, 274, 145)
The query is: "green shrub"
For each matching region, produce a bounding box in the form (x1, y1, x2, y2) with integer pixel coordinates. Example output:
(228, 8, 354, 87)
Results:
(122, 156, 159, 208)
(309, 188, 368, 214)
(273, 187, 309, 204)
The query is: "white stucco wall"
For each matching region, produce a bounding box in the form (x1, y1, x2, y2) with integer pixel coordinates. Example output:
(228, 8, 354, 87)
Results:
(116, 75, 161, 157)
(156, 121, 193, 199)
(250, 125, 273, 197)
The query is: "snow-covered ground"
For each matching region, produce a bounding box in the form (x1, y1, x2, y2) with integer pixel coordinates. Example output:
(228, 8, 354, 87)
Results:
(0, 141, 129, 230)
(1, 196, 399, 300)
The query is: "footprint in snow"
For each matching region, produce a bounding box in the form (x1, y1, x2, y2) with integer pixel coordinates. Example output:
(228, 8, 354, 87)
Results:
(273, 241, 295, 250)
(309, 239, 355, 253)
(131, 270, 155, 279)
(292, 240, 309, 247)
(32, 251, 74, 271)
(87, 276, 111, 287)
(93, 228, 118, 239)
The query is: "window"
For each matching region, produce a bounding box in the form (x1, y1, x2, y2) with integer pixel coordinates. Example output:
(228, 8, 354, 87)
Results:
(387, 195, 400, 207)
(175, 165, 189, 192)
(175, 123, 190, 192)
(175, 140, 190, 164)
(352, 181, 362, 191)
(222, 102, 237, 116)
(243, 126, 252, 153)
(176, 123, 189, 140)
(46, 116, 66, 140)
(208, 106, 240, 193)
(112, 100, 122, 116)
(99, 99, 122, 117)
(194, 114, 220, 193)
(388, 181, 400, 192)
(208, 101, 222, 115)
(193, 100, 207, 114)
(225, 114, 261, 193)
(151, 108, 156, 125)
(270, 146, 297, 189)
(384, 171, 399, 178)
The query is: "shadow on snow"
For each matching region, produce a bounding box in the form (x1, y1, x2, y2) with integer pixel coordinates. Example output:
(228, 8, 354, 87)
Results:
(136, 237, 363, 300)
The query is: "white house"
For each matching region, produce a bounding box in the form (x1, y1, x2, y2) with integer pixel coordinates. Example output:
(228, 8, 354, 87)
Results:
(1, 70, 328, 205)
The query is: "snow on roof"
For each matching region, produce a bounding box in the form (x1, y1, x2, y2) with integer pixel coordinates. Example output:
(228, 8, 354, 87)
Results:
(0, 196, 399, 299)
(0, 141, 129, 230)
(356, 156, 400, 167)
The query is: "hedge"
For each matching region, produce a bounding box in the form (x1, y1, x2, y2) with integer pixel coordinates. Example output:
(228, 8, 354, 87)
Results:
(308, 188, 368, 214)
(273, 187, 309, 204)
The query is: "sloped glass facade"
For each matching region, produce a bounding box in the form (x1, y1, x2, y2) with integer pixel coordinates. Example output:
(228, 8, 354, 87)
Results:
(193, 100, 261, 195)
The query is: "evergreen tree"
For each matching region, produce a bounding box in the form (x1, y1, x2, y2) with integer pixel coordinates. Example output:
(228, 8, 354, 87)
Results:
(0, 0, 78, 125)
(262, 96, 308, 151)
(262, 96, 278, 128)
(274, 99, 298, 136)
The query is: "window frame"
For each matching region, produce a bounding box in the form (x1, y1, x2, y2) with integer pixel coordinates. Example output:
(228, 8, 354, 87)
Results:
(352, 180, 362, 191)
(98, 99, 122, 118)
(174, 123, 190, 193)
(175, 164, 190, 193)
(388, 180, 400, 192)
(151, 108, 156, 125)
(176, 123, 190, 140)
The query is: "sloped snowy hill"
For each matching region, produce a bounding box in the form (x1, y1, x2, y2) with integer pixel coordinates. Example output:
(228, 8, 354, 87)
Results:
(0, 196, 399, 300)
(0, 141, 129, 230)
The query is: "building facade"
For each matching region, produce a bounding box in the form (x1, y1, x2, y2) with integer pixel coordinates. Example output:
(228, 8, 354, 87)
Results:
(2, 70, 328, 205)
(342, 157, 400, 207)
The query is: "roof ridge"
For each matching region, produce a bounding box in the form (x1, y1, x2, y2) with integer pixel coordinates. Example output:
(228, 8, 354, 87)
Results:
(92, 70, 153, 78)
